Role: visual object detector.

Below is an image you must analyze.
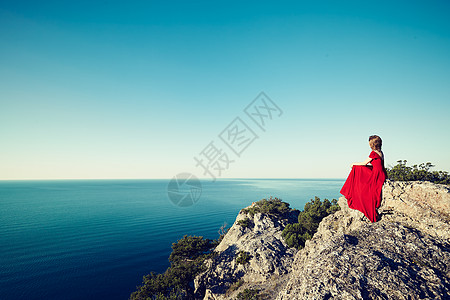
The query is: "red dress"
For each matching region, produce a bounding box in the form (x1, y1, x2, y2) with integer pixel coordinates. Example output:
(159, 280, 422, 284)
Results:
(340, 151, 387, 222)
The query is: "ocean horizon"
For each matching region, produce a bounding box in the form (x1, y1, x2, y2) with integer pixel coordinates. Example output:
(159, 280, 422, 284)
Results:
(0, 178, 345, 300)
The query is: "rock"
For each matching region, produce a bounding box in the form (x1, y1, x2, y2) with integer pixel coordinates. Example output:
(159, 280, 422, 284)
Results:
(380, 181, 450, 239)
(195, 181, 450, 300)
(277, 181, 450, 299)
(194, 202, 299, 299)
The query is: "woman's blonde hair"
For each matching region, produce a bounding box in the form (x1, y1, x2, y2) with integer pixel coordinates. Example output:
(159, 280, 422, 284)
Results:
(369, 135, 382, 151)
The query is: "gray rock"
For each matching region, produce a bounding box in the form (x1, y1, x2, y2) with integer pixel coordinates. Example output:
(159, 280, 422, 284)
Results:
(194, 203, 299, 299)
(195, 182, 450, 300)
(278, 181, 450, 299)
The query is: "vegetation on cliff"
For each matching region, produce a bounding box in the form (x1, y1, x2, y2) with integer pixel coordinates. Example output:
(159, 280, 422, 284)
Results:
(386, 160, 450, 184)
(236, 250, 252, 265)
(130, 197, 339, 299)
(130, 235, 217, 300)
(236, 288, 260, 300)
(241, 197, 294, 218)
(237, 217, 251, 228)
(282, 197, 340, 249)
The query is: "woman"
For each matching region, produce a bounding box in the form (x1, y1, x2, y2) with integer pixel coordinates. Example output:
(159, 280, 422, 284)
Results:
(340, 135, 387, 222)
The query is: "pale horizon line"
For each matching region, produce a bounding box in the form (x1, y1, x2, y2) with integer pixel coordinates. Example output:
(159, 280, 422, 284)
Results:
(0, 177, 346, 181)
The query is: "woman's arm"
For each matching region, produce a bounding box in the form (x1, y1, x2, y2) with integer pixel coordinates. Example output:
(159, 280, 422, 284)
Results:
(351, 157, 372, 167)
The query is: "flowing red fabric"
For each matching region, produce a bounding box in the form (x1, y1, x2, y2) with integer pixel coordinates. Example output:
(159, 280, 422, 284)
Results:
(340, 151, 387, 222)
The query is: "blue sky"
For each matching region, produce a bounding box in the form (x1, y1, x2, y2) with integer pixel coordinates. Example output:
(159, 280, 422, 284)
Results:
(1, 1, 449, 180)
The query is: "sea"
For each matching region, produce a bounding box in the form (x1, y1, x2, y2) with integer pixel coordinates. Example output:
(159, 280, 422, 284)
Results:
(0, 178, 344, 300)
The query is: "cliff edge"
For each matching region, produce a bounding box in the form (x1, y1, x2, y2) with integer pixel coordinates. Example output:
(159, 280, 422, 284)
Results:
(194, 199, 299, 299)
(195, 181, 450, 299)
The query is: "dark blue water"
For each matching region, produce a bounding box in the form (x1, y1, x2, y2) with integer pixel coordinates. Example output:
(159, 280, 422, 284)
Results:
(0, 179, 344, 300)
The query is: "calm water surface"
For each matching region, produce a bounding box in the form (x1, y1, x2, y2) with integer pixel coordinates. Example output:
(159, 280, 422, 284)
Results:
(0, 179, 344, 300)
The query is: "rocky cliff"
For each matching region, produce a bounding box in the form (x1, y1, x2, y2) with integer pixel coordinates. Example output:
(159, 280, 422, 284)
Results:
(195, 181, 450, 299)
(194, 201, 299, 299)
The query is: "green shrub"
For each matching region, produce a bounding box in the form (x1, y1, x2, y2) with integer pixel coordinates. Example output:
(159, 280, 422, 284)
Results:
(298, 197, 339, 233)
(241, 197, 292, 218)
(237, 218, 251, 228)
(282, 197, 339, 249)
(169, 235, 214, 265)
(131, 235, 216, 300)
(236, 251, 252, 265)
(130, 265, 194, 300)
(236, 288, 260, 300)
(386, 160, 450, 184)
(282, 223, 311, 249)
